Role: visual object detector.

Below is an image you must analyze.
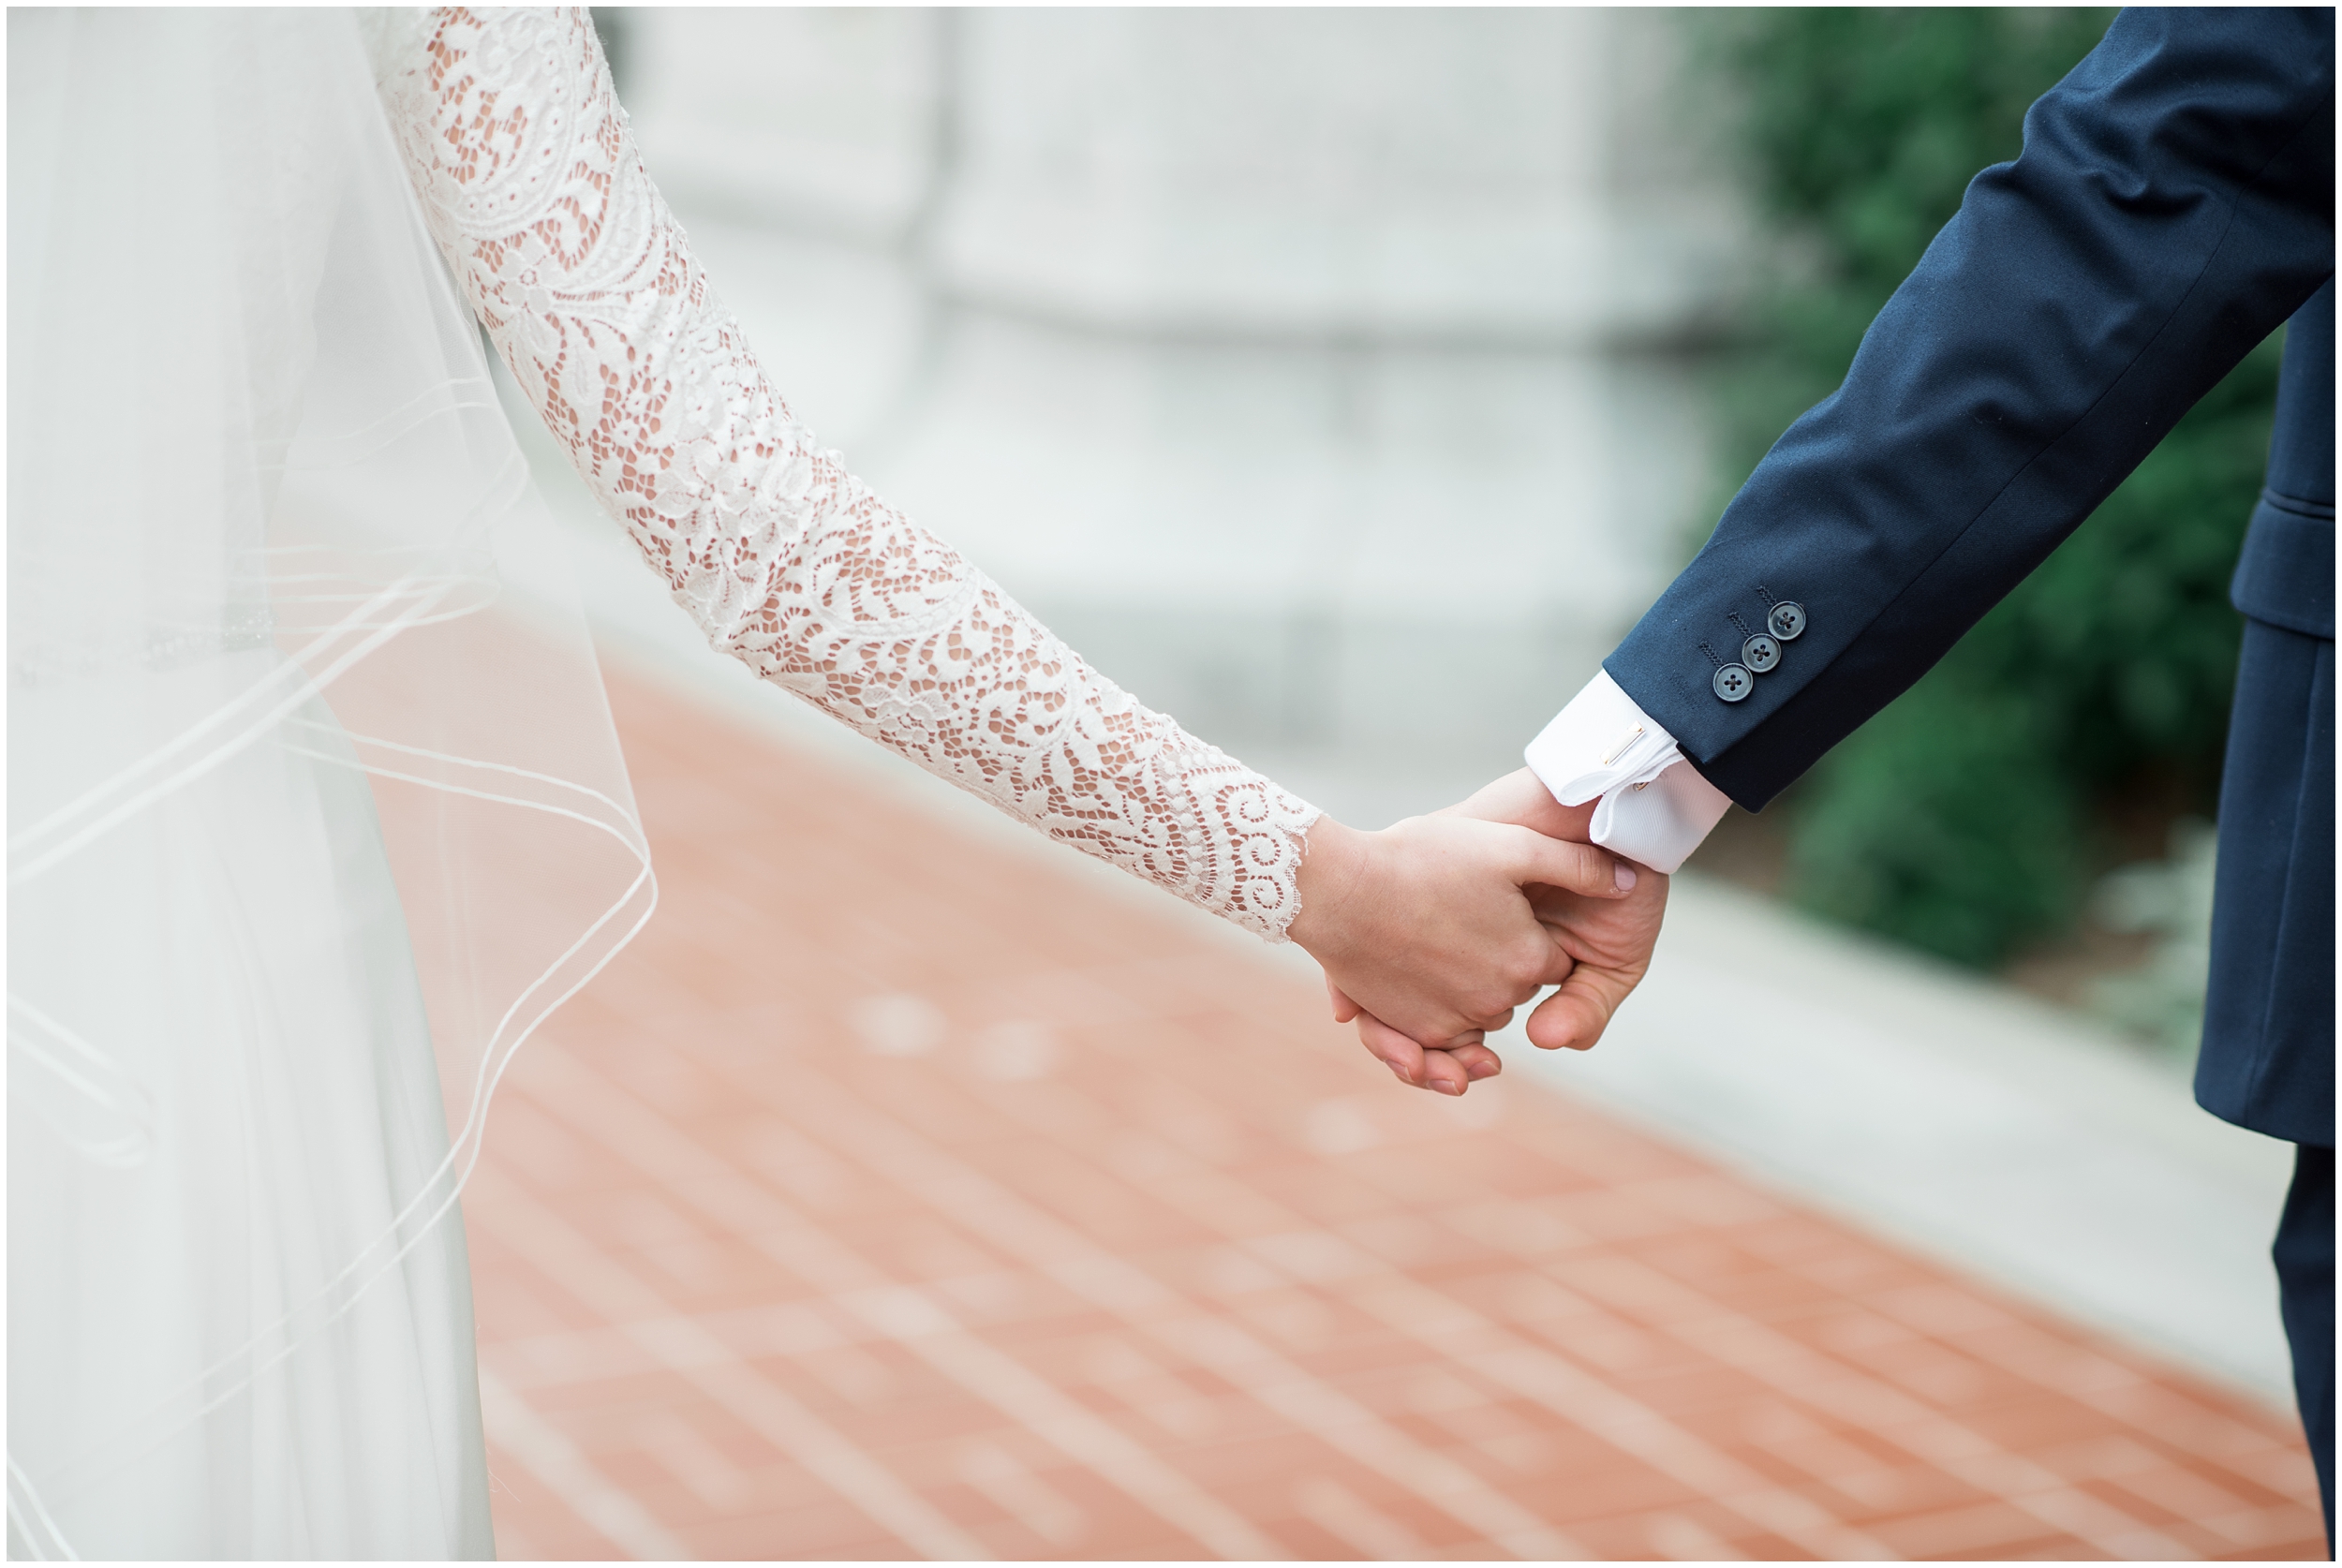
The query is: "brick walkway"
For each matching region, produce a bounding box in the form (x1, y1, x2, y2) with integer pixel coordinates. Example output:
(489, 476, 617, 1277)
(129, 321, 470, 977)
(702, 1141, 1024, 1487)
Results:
(467, 673, 2324, 1561)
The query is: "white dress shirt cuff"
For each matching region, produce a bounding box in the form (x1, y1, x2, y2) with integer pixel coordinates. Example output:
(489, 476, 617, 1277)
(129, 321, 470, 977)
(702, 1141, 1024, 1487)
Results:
(1522, 670, 1732, 875)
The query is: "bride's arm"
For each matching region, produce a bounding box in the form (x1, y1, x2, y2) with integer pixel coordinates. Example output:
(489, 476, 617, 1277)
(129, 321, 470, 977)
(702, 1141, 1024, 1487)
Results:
(370, 8, 1634, 1076)
(371, 7, 1320, 939)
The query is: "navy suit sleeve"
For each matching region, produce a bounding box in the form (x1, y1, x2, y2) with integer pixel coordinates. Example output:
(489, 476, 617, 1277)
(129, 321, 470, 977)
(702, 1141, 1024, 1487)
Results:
(1608, 7, 2335, 810)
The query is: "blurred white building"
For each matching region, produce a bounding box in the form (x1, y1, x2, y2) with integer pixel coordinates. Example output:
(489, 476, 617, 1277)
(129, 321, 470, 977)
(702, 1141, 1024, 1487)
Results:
(598, 7, 1750, 819)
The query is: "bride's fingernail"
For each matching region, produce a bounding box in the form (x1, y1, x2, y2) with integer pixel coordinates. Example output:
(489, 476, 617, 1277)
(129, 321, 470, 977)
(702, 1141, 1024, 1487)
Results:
(1613, 863, 1638, 892)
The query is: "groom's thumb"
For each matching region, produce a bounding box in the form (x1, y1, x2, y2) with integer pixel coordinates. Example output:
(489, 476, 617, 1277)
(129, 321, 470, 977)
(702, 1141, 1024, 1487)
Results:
(1511, 830, 1635, 898)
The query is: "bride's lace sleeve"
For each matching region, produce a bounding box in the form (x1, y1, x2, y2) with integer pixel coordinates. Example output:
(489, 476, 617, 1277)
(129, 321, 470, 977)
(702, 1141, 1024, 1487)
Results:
(367, 7, 1319, 939)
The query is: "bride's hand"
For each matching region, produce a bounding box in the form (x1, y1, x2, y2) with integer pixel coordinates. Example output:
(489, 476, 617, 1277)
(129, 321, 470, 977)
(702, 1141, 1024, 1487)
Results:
(1283, 812, 1636, 1085)
(1329, 769, 1671, 1094)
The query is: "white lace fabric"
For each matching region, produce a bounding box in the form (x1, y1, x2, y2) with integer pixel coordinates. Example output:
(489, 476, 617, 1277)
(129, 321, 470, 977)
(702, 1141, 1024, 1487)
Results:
(369, 7, 1318, 939)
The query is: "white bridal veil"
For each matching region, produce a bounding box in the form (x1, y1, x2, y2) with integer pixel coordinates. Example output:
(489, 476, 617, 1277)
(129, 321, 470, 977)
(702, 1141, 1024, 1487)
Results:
(8, 10, 654, 1555)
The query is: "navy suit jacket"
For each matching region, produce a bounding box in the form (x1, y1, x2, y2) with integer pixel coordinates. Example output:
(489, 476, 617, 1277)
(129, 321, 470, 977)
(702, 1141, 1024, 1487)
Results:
(1606, 8, 2334, 1146)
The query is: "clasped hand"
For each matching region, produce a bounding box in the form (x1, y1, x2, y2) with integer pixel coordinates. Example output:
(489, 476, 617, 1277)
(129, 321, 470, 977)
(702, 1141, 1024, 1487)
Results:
(1285, 769, 1668, 1096)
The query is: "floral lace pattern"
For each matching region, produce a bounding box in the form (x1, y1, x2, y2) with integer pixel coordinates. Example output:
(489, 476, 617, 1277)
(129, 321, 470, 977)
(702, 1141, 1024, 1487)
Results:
(368, 7, 1317, 938)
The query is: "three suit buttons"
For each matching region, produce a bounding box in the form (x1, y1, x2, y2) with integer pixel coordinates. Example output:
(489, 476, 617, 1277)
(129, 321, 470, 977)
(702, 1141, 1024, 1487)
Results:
(1712, 599, 1804, 703)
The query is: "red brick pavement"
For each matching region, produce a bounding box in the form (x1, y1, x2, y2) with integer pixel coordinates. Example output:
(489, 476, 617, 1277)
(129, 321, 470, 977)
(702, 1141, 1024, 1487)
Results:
(467, 671, 2326, 1561)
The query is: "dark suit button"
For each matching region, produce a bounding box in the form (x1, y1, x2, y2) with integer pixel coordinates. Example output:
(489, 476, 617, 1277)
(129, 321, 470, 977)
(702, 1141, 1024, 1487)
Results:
(1768, 601, 1806, 641)
(1742, 633, 1781, 673)
(1712, 663, 1754, 703)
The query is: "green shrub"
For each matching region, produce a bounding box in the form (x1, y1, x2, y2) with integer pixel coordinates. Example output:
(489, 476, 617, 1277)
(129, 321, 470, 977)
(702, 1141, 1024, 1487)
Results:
(1701, 7, 2282, 966)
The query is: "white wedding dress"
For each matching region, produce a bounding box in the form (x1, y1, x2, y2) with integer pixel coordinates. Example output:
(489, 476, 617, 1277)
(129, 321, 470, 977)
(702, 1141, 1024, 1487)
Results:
(7, 7, 1317, 1559)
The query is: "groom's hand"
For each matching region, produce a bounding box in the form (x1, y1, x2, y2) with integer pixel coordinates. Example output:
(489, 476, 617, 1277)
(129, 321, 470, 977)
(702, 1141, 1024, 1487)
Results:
(1334, 767, 1669, 1093)
(1285, 811, 1637, 1065)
